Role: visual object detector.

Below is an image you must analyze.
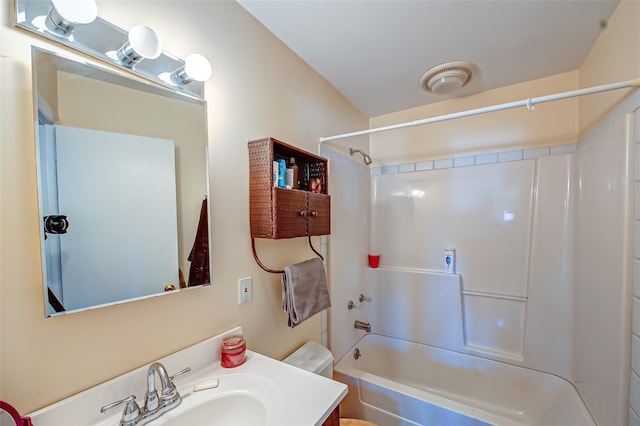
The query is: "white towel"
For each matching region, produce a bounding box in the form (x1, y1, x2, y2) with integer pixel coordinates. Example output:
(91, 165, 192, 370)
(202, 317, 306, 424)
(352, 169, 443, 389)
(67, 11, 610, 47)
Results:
(281, 258, 331, 328)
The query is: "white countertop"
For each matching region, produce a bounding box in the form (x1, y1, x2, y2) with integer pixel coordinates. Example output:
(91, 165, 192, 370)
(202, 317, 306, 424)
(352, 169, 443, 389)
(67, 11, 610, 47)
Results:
(27, 327, 347, 425)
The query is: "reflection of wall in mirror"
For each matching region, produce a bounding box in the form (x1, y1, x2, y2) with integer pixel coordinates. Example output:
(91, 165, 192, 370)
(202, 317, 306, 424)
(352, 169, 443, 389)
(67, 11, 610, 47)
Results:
(34, 54, 59, 122)
(56, 71, 208, 280)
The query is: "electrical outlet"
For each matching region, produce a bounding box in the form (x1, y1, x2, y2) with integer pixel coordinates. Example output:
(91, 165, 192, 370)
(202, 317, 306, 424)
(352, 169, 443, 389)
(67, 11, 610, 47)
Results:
(238, 277, 252, 304)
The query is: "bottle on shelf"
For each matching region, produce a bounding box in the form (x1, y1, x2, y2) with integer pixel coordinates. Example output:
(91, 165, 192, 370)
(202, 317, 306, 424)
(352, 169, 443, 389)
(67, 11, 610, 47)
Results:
(273, 161, 279, 187)
(286, 157, 299, 189)
(277, 159, 287, 188)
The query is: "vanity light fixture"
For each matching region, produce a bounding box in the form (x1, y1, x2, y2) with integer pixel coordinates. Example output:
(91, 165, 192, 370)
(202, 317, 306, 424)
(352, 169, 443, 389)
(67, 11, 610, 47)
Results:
(115, 25, 163, 68)
(16, 0, 207, 98)
(43, 0, 98, 36)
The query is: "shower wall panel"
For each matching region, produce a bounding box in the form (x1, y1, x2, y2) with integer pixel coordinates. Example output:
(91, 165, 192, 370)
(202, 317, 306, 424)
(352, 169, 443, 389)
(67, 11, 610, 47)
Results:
(365, 269, 464, 351)
(572, 111, 634, 426)
(321, 145, 371, 362)
(629, 106, 640, 426)
(524, 153, 574, 379)
(369, 154, 577, 366)
(372, 160, 534, 297)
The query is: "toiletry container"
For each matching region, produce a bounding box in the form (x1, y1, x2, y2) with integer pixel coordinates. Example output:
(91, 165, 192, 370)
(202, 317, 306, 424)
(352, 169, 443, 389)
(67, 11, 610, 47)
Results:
(283, 341, 333, 378)
(287, 157, 299, 189)
(277, 159, 287, 188)
(220, 334, 246, 368)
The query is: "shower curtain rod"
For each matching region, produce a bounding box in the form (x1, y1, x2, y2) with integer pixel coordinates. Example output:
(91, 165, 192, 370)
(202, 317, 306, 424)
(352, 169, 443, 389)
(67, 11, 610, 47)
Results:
(319, 78, 640, 143)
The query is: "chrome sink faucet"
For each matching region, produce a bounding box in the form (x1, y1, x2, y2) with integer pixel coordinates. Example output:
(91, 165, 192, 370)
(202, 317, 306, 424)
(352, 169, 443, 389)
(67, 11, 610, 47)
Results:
(144, 362, 182, 413)
(101, 362, 190, 426)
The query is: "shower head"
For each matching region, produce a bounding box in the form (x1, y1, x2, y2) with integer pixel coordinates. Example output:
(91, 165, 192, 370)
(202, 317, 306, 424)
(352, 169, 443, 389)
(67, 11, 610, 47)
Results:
(349, 148, 373, 165)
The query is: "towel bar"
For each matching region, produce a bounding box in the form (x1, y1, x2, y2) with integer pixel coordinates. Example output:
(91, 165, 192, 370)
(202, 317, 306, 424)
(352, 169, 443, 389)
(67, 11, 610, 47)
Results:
(251, 236, 324, 274)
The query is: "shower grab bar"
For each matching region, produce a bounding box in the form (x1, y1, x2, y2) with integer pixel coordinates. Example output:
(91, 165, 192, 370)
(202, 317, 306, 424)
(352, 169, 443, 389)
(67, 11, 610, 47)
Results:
(251, 236, 324, 274)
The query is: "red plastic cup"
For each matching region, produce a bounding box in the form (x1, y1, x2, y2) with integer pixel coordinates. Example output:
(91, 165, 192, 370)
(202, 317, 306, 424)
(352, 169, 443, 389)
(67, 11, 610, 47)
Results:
(368, 254, 380, 268)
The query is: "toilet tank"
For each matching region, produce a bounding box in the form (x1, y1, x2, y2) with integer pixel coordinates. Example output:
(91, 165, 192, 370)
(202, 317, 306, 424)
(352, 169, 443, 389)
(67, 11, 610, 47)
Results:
(283, 341, 333, 378)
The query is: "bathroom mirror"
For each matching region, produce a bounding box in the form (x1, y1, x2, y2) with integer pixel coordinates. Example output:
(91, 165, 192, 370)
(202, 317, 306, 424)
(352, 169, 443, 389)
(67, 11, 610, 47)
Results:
(32, 47, 211, 317)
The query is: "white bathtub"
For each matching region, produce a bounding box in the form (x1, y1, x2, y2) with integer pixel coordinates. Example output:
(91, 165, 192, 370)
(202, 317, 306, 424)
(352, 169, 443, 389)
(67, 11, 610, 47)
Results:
(334, 334, 595, 426)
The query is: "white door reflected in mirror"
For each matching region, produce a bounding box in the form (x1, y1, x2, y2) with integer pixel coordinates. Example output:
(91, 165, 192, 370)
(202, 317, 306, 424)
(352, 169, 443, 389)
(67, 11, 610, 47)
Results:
(44, 125, 179, 312)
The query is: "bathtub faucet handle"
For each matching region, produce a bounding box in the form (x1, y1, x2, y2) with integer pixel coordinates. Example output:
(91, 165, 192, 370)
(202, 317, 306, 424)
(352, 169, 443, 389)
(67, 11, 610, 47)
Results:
(347, 300, 360, 310)
(359, 294, 371, 303)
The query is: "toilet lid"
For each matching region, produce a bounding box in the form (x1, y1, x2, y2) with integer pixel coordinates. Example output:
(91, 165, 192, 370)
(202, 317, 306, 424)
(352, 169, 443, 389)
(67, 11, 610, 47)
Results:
(283, 341, 333, 375)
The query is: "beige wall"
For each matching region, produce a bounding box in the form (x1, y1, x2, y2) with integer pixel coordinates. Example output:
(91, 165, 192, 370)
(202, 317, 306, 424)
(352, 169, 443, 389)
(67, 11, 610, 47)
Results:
(0, 0, 367, 413)
(369, 72, 580, 164)
(578, 0, 640, 136)
(368, 0, 639, 165)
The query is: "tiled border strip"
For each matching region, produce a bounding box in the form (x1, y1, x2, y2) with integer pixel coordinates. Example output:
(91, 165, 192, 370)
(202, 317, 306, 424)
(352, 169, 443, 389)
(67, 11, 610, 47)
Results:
(370, 143, 577, 176)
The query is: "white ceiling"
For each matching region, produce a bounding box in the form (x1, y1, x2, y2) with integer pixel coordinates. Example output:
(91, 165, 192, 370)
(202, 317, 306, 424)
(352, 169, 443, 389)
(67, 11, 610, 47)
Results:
(237, 0, 620, 117)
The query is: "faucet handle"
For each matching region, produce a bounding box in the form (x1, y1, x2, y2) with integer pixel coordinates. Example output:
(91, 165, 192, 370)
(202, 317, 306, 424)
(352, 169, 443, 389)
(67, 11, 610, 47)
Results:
(160, 367, 191, 400)
(359, 294, 371, 303)
(100, 395, 140, 425)
(170, 367, 191, 383)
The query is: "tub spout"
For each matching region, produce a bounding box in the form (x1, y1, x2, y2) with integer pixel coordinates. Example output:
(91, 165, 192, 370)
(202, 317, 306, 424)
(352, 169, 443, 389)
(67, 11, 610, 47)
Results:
(354, 320, 371, 332)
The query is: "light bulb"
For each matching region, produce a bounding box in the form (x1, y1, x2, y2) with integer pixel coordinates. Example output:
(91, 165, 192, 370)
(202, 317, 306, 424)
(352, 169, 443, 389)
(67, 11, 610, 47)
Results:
(184, 54, 212, 82)
(116, 25, 162, 67)
(128, 25, 162, 60)
(172, 54, 212, 84)
(46, 0, 97, 35)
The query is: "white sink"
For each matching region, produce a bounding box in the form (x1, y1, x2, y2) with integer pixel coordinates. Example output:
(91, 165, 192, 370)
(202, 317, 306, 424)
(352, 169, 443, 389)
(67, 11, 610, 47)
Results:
(28, 327, 347, 426)
(153, 373, 284, 426)
(162, 393, 265, 426)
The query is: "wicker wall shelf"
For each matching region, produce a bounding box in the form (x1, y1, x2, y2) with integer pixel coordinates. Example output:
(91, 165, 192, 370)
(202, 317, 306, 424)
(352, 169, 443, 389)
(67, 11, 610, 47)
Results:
(248, 137, 331, 239)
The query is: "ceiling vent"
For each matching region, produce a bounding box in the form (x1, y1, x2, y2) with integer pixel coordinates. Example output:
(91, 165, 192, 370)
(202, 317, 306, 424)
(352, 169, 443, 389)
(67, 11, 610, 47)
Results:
(420, 61, 477, 95)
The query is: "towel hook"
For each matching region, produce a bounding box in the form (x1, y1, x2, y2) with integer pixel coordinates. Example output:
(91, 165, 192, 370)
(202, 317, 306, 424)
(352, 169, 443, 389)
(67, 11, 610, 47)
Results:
(251, 237, 324, 274)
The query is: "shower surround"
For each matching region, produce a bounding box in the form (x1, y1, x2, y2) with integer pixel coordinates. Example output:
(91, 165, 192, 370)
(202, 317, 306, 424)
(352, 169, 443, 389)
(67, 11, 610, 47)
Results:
(325, 94, 639, 426)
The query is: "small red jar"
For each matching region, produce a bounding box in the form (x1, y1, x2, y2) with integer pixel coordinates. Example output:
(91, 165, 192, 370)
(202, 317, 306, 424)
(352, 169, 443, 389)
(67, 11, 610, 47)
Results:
(220, 335, 246, 368)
